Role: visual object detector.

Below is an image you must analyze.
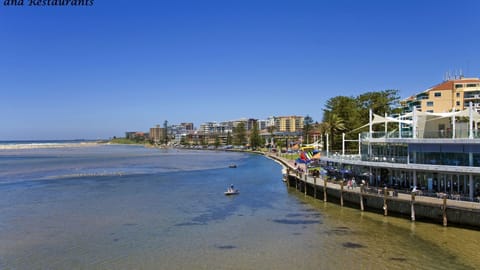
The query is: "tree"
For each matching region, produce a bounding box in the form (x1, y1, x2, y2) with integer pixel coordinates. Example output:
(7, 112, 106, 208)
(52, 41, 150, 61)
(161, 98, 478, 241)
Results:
(322, 90, 401, 142)
(321, 113, 346, 151)
(303, 115, 314, 144)
(163, 120, 168, 145)
(226, 131, 232, 145)
(180, 135, 186, 145)
(357, 90, 400, 118)
(324, 96, 361, 133)
(249, 121, 263, 149)
(267, 125, 276, 148)
(356, 89, 401, 132)
(233, 122, 247, 146)
(214, 135, 221, 148)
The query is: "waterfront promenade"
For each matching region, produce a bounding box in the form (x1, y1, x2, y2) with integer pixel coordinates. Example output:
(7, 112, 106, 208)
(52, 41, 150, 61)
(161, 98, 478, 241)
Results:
(264, 152, 480, 228)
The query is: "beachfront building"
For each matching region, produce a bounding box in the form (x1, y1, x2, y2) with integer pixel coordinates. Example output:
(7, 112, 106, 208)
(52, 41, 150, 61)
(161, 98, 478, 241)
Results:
(401, 77, 480, 114)
(181, 122, 194, 131)
(125, 131, 148, 140)
(149, 125, 165, 144)
(319, 77, 480, 201)
(194, 120, 241, 146)
(168, 124, 190, 144)
(257, 119, 269, 131)
(321, 106, 480, 202)
(274, 116, 304, 133)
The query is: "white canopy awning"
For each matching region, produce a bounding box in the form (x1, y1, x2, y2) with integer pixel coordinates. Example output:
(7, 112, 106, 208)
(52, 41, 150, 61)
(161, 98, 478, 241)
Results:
(403, 108, 480, 122)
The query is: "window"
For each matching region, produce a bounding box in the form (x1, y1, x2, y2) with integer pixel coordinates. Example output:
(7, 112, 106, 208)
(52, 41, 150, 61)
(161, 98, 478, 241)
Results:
(455, 84, 463, 89)
(456, 101, 460, 106)
(427, 110, 434, 113)
(456, 92, 460, 97)
(434, 92, 441, 97)
(427, 101, 434, 107)
(467, 84, 477, 88)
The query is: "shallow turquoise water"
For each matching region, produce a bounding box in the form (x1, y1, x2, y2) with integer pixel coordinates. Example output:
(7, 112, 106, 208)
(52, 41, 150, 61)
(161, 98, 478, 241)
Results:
(0, 145, 478, 269)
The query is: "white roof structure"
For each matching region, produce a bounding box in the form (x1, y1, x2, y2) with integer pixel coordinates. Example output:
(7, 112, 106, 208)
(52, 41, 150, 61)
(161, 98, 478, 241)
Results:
(356, 106, 480, 139)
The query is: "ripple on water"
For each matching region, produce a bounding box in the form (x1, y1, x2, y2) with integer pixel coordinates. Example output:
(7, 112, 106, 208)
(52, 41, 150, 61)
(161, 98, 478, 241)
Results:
(215, 245, 237, 250)
(272, 219, 321, 225)
(342, 242, 366, 248)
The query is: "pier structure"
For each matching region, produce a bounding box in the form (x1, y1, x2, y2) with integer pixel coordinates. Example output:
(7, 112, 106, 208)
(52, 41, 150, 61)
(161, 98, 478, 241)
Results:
(271, 153, 480, 228)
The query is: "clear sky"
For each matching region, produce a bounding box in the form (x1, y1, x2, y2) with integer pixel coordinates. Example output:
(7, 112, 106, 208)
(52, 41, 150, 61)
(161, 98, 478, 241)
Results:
(1, 0, 479, 140)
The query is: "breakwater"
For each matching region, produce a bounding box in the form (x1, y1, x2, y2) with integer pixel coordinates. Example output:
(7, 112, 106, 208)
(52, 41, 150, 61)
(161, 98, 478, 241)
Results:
(266, 154, 480, 229)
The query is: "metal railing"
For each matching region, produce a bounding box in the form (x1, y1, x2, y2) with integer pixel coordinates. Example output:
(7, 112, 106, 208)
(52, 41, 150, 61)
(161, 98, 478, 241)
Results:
(360, 129, 480, 140)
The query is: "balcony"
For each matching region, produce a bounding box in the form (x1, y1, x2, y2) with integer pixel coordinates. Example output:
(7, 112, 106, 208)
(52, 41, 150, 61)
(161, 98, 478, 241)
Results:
(360, 129, 480, 140)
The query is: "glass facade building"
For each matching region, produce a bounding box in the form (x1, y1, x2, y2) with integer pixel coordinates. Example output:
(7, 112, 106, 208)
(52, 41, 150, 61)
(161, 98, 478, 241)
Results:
(322, 108, 480, 201)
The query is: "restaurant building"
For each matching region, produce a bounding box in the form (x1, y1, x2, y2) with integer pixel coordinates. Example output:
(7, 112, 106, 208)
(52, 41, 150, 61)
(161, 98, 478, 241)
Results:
(321, 106, 480, 202)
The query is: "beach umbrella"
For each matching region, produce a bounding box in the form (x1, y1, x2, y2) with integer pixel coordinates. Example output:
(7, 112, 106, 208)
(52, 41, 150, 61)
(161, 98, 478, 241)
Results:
(297, 158, 312, 164)
(325, 166, 337, 172)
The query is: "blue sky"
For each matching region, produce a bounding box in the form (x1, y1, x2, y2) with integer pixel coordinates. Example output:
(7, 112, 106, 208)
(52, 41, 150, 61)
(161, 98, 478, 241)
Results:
(1, 0, 479, 140)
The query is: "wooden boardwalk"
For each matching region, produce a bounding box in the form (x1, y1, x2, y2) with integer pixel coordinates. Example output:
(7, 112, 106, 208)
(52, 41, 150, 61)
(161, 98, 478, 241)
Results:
(264, 153, 480, 228)
(268, 153, 480, 209)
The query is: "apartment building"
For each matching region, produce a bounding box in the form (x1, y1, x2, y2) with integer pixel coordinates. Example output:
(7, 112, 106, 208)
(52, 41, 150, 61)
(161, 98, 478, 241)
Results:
(401, 77, 480, 113)
(149, 125, 165, 144)
(274, 116, 304, 133)
(180, 122, 194, 131)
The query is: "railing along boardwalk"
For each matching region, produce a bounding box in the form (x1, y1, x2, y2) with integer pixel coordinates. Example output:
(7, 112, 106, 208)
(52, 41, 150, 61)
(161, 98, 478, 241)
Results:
(265, 153, 480, 229)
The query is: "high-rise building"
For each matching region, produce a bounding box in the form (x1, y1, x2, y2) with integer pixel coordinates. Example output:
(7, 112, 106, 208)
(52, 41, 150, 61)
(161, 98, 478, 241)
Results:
(150, 125, 165, 144)
(274, 116, 304, 133)
(181, 122, 194, 131)
(401, 77, 480, 113)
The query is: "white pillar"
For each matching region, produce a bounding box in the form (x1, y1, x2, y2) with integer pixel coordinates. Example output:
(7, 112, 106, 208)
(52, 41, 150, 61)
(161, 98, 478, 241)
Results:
(385, 112, 388, 135)
(412, 109, 417, 139)
(358, 133, 361, 156)
(413, 170, 417, 188)
(399, 114, 402, 139)
(326, 133, 329, 157)
(452, 108, 456, 139)
(369, 109, 373, 139)
(368, 109, 373, 160)
(342, 133, 345, 156)
(469, 102, 473, 139)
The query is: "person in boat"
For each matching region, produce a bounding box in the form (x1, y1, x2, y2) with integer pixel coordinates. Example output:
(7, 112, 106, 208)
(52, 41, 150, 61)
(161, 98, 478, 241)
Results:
(229, 184, 234, 192)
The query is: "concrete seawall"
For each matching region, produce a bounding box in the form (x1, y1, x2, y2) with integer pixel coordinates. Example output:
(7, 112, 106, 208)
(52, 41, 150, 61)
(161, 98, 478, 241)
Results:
(265, 153, 480, 229)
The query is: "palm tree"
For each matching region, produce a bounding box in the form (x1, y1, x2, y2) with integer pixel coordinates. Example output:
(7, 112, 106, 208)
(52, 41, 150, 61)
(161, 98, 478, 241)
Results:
(321, 113, 346, 150)
(249, 121, 262, 149)
(303, 115, 314, 144)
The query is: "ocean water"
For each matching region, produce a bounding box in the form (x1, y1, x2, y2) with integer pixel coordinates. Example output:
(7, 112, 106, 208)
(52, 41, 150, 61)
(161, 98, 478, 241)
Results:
(0, 144, 479, 269)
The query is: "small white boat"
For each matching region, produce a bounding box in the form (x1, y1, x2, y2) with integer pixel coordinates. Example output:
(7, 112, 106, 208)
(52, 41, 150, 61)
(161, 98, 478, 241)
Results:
(224, 189, 239, 195)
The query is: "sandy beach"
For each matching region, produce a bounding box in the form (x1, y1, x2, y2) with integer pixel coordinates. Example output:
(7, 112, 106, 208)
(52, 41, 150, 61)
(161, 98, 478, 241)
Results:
(0, 141, 101, 150)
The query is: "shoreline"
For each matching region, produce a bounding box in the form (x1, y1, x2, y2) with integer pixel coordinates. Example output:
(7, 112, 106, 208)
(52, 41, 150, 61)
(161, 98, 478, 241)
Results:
(0, 141, 103, 150)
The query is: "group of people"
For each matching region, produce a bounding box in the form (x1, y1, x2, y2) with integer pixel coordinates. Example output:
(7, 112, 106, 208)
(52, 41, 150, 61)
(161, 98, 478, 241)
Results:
(346, 177, 358, 190)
